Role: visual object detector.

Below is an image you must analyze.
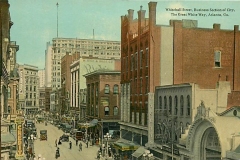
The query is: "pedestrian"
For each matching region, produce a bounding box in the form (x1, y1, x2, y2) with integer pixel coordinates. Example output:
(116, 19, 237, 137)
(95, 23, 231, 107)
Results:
(79, 142, 82, 151)
(76, 139, 78, 146)
(55, 139, 57, 147)
(69, 141, 72, 149)
(86, 140, 88, 148)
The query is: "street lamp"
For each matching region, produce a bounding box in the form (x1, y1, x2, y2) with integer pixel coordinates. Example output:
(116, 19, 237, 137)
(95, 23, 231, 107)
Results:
(104, 132, 111, 158)
(33, 154, 45, 160)
(27, 134, 35, 159)
(142, 150, 153, 160)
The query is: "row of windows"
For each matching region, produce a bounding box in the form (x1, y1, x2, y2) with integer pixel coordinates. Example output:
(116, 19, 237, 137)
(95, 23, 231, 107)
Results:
(158, 95, 191, 116)
(104, 84, 119, 94)
(26, 86, 37, 92)
(122, 48, 149, 72)
(53, 40, 119, 46)
(104, 106, 119, 116)
(25, 71, 37, 75)
(26, 101, 36, 106)
(130, 76, 149, 94)
(26, 93, 37, 99)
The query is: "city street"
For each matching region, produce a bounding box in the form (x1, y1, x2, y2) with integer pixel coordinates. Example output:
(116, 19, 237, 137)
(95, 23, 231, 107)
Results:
(33, 123, 100, 160)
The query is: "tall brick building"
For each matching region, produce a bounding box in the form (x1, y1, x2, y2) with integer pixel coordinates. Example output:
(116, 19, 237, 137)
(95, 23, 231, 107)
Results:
(120, 1, 240, 150)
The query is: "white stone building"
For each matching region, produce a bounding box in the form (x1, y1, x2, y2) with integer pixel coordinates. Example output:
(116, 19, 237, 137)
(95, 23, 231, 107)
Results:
(51, 38, 121, 91)
(137, 81, 240, 160)
(38, 69, 45, 88)
(18, 64, 39, 115)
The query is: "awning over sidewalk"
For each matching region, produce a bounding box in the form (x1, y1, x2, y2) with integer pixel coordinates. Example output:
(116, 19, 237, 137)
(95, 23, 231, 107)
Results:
(131, 146, 146, 158)
(113, 139, 140, 151)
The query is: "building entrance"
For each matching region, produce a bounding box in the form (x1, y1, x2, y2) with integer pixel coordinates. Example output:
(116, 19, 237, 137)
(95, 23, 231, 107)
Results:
(201, 127, 221, 160)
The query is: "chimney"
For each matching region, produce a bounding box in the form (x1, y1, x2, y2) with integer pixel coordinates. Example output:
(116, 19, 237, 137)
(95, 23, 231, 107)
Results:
(128, 9, 134, 21)
(138, 5, 146, 20)
(148, 2, 157, 27)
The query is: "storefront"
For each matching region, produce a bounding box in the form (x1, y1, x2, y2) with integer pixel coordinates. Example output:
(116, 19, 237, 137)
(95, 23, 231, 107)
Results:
(113, 139, 140, 159)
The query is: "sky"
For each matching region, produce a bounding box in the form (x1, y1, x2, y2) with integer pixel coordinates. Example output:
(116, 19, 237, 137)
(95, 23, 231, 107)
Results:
(8, 0, 240, 69)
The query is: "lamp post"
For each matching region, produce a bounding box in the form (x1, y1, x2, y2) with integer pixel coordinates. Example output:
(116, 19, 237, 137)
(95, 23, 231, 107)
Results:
(28, 134, 34, 160)
(104, 132, 111, 158)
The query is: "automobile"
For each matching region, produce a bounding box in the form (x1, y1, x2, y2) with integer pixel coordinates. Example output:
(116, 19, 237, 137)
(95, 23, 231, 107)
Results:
(40, 130, 47, 141)
(63, 124, 72, 134)
(37, 117, 44, 123)
(60, 134, 69, 142)
(70, 129, 77, 138)
(75, 130, 84, 141)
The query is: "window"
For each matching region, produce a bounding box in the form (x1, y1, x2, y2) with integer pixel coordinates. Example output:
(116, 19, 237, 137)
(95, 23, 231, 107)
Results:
(169, 96, 172, 115)
(135, 52, 138, 70)
(105, 107, 109, 116)
(159, 96, 162, 109)
(140, 50, 143, 68)
(140, 78, 143, 94)
(113, 106, 118, 115)
(131, 55, 134, 71)
(8, 87, 11, 98)
(164, 96, 167, 109)
(187, 95, 191, 116)
(113, 85, 119, 94)
(145, 76, 149, 93)
(180, 95, 184, 116)
(174, 96, 178, 115)
(214, 51, 221, 67)
(104, 84, 110, 94)
(146, 48, 149, 67)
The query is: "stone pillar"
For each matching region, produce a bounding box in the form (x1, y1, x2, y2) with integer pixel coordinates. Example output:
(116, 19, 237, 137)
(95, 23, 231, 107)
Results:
(148, 92, 154, 145)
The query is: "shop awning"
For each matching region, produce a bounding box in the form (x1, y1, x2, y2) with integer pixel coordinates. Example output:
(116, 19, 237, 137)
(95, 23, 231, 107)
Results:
(132, 146, 146, 158)
(113, 139, 140, 151)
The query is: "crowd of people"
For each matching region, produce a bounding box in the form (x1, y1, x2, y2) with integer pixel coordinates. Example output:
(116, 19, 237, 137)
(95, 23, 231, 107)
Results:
(54, 134, 97, 158)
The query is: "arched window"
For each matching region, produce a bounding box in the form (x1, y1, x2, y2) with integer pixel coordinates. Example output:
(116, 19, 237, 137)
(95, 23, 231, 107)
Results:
(104, 84, 110, 94)
(159, 96, 162, 109)
(174, 96, 178, 115)
(105, 106, 110, 116)
(113, 84, 119, 94)
(187, 95, 191, 116)
(164, 96, 167, 109)
(180, 95, 184, 116)
(169, 96, 172, 115)
(113, 106, 118, 115)
(8, 87, 11, 98)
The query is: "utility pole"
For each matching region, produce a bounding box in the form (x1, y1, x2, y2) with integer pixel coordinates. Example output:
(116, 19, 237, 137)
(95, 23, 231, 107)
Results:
(56, 2, 59, 38)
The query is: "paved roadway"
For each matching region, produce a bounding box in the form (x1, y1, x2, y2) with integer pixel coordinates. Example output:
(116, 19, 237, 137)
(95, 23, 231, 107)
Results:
(33, 122, 100, 160)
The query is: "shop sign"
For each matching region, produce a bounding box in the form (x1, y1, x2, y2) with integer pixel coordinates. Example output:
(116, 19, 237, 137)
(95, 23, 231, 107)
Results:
(15, 116, 24, 159)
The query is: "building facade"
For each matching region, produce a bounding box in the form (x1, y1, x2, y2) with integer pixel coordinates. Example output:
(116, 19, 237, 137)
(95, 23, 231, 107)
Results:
(18, 64, 39, 115)
(120, 2, 240, 152)
(51, 38, 121, 91)
(44, 87, 51, 112)
(70, 56, 121, 120)
(8, 41, 19, 116)
(61, 52, 80, 115)
(38, 69, 45, 88)
(149, 81, 232, 160)
(0, 0, 13, 118)
(84, 69, 121, 142)
(45, 41, 52, 88)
